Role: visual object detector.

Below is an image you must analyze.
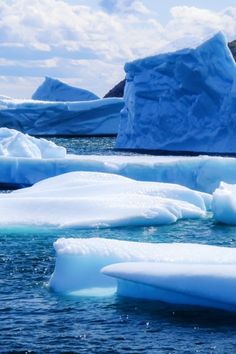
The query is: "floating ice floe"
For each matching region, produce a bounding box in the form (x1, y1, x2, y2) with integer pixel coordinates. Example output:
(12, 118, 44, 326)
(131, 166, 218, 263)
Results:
(50, 237, 236, 312)
(32, 77, 99, 102)
(116, 33, 236, 154)
(0, 171, 209, 228)
(0, 96, 123, 136)
(2, 153, 236, 192)
(0, 127, 66, 159)
(213, 182, 236, 225)
(102, 262, 236, 311)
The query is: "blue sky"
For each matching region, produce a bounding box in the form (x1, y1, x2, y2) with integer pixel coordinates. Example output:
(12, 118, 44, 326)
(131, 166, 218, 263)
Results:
(1, 0, 236, 98)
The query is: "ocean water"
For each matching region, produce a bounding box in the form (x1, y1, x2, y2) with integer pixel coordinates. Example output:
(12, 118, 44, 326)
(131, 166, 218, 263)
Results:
(1, 137, 236, 354)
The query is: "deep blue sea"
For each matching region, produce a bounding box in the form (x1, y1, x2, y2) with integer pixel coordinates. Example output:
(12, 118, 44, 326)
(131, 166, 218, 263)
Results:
(1, 137, 236, 354)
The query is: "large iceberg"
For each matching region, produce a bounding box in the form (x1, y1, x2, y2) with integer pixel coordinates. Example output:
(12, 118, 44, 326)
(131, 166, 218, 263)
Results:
(50, 238, 236, 302)
(116, 33, 236, 154)
(213, 182, 236, 225)
(0, 172, 208, 228)
(0, 96, 123, 136)
(32, 77, 99, 102)
(0, 127, 66, 159)
(102, 262, 236, 311)
(2, 153, 236, 192)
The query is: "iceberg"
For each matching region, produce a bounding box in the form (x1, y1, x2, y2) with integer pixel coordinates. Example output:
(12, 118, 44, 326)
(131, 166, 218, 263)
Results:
(116, 33, 236, 154)
(0, 96, 123, 136)
(2, 154, 236, 192)
(213, 182, 236, 225)
(32, 77, 99, 102)
(0, 127, 66, 159)
(50, 237, 236, 298)
(102, 262, 236, 312)
(0, 171, 208, 228)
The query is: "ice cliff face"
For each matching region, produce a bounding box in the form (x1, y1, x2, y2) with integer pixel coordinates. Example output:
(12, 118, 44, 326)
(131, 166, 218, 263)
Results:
(116, 33, 236, 154)
(32, 77, 99, 102)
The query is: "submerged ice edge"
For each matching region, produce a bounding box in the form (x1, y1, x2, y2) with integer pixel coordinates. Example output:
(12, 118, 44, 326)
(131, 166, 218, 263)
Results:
(102, 262, 236, 312)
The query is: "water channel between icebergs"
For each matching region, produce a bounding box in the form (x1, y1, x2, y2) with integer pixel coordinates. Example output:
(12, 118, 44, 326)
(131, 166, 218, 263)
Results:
(2, 137, 236, 354)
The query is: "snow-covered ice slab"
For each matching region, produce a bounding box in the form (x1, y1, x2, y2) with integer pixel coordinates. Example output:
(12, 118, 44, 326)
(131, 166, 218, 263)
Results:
(0, 172, 208, 228)
(50, 238, 236, 297)
(116, 33, 236, 154)
(0, 97, 123, 136)
(102, 262, 236, 311)
(32, 77, 99, 102)
(0, 128, 66, 159)
(213, 182, 236, 225)
(2, 154, 236, 193)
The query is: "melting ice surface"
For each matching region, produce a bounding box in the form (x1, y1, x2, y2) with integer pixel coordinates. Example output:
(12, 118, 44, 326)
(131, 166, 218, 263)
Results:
(213, 182, 236, 225)
(50, 237, 236, 311)
(0, 96, 123, 136)
(116, 33, 236, 154)
(32, 77, 99, 102)
(0, 171, 209, 228)
(3, 153, 236, 192)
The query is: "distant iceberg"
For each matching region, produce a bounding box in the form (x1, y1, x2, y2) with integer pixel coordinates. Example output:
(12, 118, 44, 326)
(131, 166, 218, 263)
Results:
(50, 237, 236, 311)
(116, 33, 236, 154)
(0, 171, 208, 228)
(0, 96, 123, 136)
(32, 77, 99, 102)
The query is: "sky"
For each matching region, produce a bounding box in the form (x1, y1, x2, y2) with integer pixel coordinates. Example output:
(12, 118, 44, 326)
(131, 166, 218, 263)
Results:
(1, 0, 236, 98)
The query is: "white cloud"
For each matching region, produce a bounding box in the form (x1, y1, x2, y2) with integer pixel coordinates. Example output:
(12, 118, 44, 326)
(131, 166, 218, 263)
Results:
(166, 6, 236, 43)
(0, 1, 236, 97)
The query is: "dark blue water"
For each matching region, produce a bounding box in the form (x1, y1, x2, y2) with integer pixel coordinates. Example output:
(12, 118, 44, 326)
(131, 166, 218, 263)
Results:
(50, 136, 131, 155)
(1, 138, 236, 354)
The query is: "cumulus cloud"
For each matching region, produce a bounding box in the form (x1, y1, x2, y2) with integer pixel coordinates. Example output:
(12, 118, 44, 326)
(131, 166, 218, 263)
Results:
(166, 6, 236, 44)
(0, 1, 236, 97)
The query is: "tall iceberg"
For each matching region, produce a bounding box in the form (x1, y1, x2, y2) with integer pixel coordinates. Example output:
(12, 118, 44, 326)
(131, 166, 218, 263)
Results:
(32, 77, 99, 102)
(116, 33, 236, 154)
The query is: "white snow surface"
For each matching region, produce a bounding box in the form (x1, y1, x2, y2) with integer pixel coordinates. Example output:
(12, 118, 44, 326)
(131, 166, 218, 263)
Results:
(0, 96, 123, 135)
(213, 182, 236, 225)
(50, 238, 236, 298)
(0, 172, 208, 228)
(32, 77, 99, 102)
(0, 128, 66, 159)
(102, 262, 236, 311)
(2, 154, 236, 192)
(116, 33, 236, 154)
